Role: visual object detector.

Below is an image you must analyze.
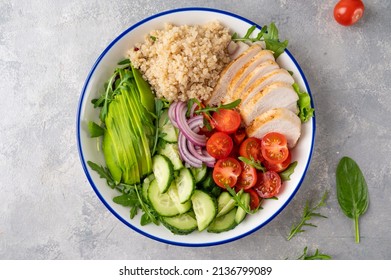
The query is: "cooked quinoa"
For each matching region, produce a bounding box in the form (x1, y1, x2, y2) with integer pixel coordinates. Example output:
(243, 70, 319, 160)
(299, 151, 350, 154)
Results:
(128, 21, 232, 101)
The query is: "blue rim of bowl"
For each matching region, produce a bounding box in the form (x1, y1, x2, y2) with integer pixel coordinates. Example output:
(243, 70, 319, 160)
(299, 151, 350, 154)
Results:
(76, 7, 316, 247)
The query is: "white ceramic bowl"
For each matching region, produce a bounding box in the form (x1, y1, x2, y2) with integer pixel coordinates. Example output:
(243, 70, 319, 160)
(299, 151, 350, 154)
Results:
(77, 7, 315, 247)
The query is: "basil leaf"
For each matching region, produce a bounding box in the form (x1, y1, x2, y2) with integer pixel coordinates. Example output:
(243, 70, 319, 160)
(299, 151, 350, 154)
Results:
(336, 157, 369, 243)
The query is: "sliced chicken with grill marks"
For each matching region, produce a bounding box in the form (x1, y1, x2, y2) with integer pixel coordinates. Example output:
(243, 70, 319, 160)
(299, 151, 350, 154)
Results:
(206, 44, 262, 106)
(223, 50, 275, 104)
(239, 68, 295, 108)
(229, 59, 280, 104)
(246, 107, 301, 149)
(241, 82, 299, 125)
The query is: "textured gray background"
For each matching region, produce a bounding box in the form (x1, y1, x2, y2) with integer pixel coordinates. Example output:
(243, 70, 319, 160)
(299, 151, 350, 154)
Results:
(1, 0, 390, 260)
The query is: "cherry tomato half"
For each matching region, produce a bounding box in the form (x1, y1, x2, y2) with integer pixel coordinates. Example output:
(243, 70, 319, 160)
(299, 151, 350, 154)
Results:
(254, 171, 282, 199)
(206, 132, 233, 159)
(212, 109, 241, 134)
(334, 0, 365, 26)
(245, 188, 261, 210)
(261, 132, 289, 165)
(236, 162, 257, 190)
(263, 151, 292, 173)
(239, 137, 264, 162)
(213, 157, 242, 188)
(233, 127, 246, 145)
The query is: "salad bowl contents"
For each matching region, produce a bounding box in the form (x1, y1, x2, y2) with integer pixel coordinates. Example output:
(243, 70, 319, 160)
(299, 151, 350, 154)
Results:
(77, 8, 315, 246)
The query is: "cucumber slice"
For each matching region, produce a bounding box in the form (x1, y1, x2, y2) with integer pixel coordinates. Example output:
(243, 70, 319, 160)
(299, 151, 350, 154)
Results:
(147, 179, 179, 217)
(161, 213, 198, 235)
(167, 181, 192, 214)
(176, 168, 195, 203)
(157, 142, 183, 170)
(191, 190, 217, 231)
(141, 174, 154, 203)
(152, 154, 174, 193)
(208, 208, 238, 233)
(190, 165, 208, 183)
(159, 110, 178, 143)
(216, 191, 236, 218)
(235, 192, 250, 224)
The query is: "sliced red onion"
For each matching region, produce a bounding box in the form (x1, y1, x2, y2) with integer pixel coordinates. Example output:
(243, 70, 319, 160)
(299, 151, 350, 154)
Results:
(187, 140, 215, 164)
(168, 102, 178, 127)
(178, 132, 203, 168)
(175, 102, 206, 146)
(189, 102, 198, 118)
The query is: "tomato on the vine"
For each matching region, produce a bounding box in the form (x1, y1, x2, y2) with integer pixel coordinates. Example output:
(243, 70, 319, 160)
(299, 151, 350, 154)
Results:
(261, 132, 289, 165)
(254, 171, 282, 198)
(334, 0, 365, 26)
(212, 109, 241, 134)
(236, 162, 257, 190)
(206, 132, 233, 159)
(213, 157, 242, 188)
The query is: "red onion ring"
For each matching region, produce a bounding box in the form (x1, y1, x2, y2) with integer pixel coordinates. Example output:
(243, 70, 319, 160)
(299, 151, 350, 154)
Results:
(175, 102, 206, 146)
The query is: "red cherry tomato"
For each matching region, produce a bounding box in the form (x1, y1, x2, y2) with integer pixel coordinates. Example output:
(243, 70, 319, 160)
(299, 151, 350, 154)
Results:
(233, 127, 246, 145)
(236, 162, 258, 190)
(213, 157, 242, 188)
(245, 189, 261, 210)
(261, 132, 289, 165)
(206, 132, 233, 159)
(263, 151, 292, 173)
(334, 0, 365, 26)
(212, 109, 241, 134)
(254, 171, 282, 199)
(239, 137, 264, 162)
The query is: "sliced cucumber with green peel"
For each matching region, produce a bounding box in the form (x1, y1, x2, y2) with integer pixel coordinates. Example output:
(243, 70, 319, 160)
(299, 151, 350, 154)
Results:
(190, 165, 208, 183)
(216, 191, 236, 218)
(152, 154, 174, 193)
(235, 192, 250, 224)
(208, 208, 238, 233)
(167, 181, 192, 214)
(158, 110, 178, 143)
(161, 213, 198, 235)
(176, 168, 195, 203)
(147, 179, 179, 217)
(141, 174, 155, 203)
(157, 142, 183, 170)
(191, 190, 217, 232)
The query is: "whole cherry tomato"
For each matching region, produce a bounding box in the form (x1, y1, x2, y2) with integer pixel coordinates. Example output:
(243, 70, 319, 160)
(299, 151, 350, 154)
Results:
(334, 0, 365, 26)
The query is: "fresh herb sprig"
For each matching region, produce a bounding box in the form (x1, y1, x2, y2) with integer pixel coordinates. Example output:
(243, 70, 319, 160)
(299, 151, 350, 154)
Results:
(225, 185, 261, 214)
(336, 157, 369, 243)
(151, 98, 170, 156)
(87, 161, 158, 225)
(296, 247, 331, 260)
(279, 161, 298, 181)
(194, 99, 241, 117)
(232, 23, 288, 58)
(238, 156, 266, 172)
(287, 191, 328, 240)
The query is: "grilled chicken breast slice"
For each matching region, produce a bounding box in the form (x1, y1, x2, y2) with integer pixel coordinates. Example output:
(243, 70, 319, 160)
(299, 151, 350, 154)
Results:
(246, 107, 301, 148)
(241, 82, 299, 125)
(223, 50, 275, 104)
(239, 68, 295, 108)
(206, 44, 262, 106)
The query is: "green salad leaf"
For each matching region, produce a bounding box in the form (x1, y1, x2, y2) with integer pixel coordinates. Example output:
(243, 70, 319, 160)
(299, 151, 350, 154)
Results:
(336, 157, 369, 243)
(292, 83, 314, 122)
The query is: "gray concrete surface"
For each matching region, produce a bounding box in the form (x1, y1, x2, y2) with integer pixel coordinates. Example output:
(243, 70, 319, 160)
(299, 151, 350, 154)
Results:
(1, 0, 390, 260)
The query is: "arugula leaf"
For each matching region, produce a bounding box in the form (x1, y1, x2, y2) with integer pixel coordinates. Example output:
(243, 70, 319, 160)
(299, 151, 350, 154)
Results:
(88, 121, 105, 138)
(225, 185, 261, 214)
(336, 157, 369, 243)
(287, 191, 328, 240)
(279, 161, 298, 181)
(238, 156, 266, 172)
(297, 247, 331, 260)
(194, 99, 241, 115)
(232, 23, 288, 58)
(87, 161, 117, 187)
(293, 83, 314, 123)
